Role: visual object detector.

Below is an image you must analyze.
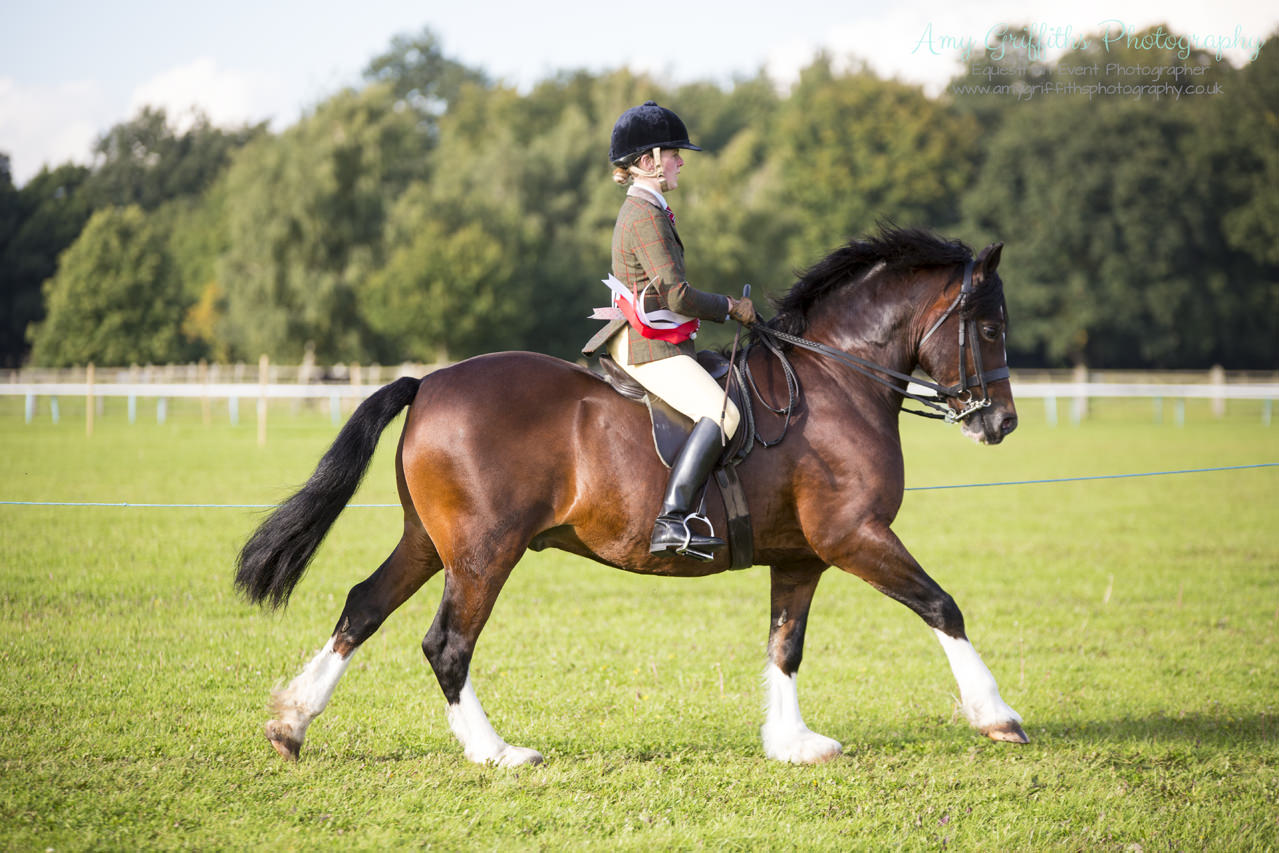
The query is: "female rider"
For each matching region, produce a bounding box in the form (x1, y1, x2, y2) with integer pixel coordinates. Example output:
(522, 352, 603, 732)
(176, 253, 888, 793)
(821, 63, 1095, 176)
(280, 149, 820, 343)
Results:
(582, 101, 756, 559)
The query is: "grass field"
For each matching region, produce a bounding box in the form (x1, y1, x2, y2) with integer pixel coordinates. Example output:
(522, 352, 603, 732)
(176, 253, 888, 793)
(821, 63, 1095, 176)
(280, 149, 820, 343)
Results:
(1, 393, 1276, 850)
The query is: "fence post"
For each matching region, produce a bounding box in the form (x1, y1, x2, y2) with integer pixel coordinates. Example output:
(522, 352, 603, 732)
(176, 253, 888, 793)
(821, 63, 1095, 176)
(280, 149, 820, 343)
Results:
(1071, 364, 1088, 425)
(350, 362, 361, 416)
(199, 359, 211, 426)
(127, 364, 138, 423)
(1210, 365, 1225, 418)
(1044, 396, 1058, 427)
(257, 354, 269, 447)
(25, 392, 35, 424)
(85, 363, 95, 437)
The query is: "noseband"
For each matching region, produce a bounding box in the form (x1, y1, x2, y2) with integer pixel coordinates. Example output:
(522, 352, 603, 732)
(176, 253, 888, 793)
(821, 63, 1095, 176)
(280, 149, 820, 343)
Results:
(745, 259, 1010, 445)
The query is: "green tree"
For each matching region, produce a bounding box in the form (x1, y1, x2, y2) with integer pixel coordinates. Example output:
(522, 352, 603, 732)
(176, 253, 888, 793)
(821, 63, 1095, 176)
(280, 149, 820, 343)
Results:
(0, 163, 94, 366)
(363, 26, 488, 122)
(1194, 32, 1279, 367)
(1215, 33, 1279, 266)
(363, 194, 529, 362)
(28, 206, 185, 366)
(0, 156, 24, 364)
(2, 109, 257, 367)
(662, 74, 793, 338)
(82, 106, 262, 210)
(167, 182, 234, 362)
(770, 57, 979, 269)
(219, 83, 428, 361)
(677, 124, 797, 343)
(964, 91, 1274, 368)
(956, 24, 1277, 368)
(375, 73, 635, 361)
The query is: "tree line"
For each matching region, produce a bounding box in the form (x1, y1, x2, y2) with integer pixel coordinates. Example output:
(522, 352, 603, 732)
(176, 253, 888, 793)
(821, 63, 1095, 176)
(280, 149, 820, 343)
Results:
(2, 25, 1275, 370)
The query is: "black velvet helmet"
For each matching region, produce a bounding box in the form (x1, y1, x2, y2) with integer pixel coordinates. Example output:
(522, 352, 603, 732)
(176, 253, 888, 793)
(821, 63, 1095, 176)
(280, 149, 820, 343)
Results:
(608, 101, 703, 166)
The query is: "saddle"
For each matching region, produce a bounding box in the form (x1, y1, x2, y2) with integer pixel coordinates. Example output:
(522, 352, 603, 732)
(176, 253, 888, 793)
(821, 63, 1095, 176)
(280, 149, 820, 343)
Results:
(596, 351, 754, 569)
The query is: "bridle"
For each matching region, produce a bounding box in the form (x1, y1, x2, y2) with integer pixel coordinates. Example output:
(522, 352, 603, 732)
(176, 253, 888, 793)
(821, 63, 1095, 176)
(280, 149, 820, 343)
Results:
(915, 257, 1011, 421)
(741, 258, 1010, 448)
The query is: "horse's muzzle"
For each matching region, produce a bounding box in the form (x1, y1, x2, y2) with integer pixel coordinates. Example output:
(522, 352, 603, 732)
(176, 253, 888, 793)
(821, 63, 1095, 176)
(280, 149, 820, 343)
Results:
(965, 408, 1017, 445)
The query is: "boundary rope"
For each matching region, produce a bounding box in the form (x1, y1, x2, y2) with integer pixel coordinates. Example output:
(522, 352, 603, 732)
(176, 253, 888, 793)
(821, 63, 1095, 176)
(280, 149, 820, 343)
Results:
(901, 463, 1276, 491)
(0, 464, 1273, 508)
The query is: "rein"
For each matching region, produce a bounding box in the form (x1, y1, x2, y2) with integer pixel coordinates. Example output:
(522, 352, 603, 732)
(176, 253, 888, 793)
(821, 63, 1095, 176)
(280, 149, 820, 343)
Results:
(741, 259, 1010, 444)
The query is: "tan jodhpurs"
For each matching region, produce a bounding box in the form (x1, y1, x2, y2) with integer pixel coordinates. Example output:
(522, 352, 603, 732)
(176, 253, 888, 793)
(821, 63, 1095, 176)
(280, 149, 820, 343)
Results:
(609, 332, 741, 439)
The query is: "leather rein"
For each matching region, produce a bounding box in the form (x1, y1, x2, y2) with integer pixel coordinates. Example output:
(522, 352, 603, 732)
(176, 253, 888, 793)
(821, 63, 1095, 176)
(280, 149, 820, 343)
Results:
(740, 259, 1010, 448)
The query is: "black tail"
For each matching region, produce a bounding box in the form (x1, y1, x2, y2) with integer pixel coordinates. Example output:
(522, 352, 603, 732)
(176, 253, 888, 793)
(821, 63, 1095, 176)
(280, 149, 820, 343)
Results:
(235, 376, 421, 609)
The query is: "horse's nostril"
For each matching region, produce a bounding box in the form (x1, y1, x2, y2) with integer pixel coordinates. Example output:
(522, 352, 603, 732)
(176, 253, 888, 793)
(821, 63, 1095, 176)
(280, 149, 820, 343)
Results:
(1000, 415, 1018, 435)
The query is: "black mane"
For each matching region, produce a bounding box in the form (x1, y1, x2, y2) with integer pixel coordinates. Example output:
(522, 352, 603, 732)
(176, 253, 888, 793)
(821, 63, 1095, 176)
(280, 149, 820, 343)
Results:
(768, 226, 985, 338)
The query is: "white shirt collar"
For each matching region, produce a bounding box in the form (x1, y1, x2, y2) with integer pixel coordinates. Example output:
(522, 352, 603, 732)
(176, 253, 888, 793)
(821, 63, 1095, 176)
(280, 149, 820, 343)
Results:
(627, 184, 668, 212)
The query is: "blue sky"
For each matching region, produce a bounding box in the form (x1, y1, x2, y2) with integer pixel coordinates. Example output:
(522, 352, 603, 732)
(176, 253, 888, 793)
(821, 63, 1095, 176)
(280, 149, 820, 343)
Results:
(2, 0, 1274, 186)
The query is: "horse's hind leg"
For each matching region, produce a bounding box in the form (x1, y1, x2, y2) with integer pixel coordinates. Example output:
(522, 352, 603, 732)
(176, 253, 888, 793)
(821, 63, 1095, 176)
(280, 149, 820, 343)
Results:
(421, 545, 543, 768)
(762, 562, 844, 763)
(265, 523, 440, 760)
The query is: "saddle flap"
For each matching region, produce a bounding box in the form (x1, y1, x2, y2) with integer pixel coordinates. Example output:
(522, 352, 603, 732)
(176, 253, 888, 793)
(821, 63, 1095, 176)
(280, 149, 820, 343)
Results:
(594, 351, 755, 571)
(645, 396, 692, 469)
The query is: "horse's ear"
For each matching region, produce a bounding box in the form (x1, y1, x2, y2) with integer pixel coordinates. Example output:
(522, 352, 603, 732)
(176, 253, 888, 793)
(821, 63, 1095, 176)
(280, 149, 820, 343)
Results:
(976, 242, 1004, 276)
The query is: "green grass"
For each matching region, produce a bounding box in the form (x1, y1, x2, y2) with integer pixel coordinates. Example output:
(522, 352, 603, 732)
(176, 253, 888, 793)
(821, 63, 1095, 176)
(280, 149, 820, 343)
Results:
(1, 395, 1276, 850)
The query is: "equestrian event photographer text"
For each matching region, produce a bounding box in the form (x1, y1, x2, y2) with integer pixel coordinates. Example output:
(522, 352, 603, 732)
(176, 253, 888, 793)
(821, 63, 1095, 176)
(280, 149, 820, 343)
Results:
(912, 20, 1264, 63)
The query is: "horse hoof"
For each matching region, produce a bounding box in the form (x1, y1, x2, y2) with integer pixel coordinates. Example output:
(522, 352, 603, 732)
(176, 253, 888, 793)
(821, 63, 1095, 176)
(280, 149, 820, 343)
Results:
(982, 720, 1030, 744)
(496, 746, 544, 768)
(265, 721, 302, 761)
(762, 727, 843, 764)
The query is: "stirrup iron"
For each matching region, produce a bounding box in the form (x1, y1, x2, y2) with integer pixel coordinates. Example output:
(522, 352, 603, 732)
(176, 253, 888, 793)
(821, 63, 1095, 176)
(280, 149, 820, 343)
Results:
(674, 512, 716, 562)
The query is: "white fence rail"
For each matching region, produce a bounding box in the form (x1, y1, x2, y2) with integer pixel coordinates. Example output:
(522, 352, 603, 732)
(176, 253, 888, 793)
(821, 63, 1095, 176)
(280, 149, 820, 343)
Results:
(4, 366, 1277, 440)
(7, 381, 382, 399)
(2, 359, 438, 443)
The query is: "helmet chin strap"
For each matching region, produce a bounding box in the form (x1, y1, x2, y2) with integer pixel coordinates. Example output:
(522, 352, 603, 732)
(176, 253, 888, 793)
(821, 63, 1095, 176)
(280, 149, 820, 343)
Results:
(628, 147, 669, 192)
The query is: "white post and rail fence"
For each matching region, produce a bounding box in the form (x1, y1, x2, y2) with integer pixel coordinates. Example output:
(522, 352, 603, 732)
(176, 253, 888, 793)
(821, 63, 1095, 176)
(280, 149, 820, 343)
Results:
(4, 359, 1277, 444)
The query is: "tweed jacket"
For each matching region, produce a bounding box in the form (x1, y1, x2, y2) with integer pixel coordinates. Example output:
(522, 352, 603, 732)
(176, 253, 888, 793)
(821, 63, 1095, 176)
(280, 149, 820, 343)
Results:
(582, 192, 730, 365)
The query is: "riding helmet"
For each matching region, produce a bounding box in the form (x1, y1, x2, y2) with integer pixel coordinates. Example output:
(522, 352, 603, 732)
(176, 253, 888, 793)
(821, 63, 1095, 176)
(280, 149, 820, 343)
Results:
(608, 101, 703, 166)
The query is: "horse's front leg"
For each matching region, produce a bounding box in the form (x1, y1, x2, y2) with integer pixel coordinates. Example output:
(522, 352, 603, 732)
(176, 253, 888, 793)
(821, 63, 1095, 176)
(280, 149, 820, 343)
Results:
(762, 562, 844, 763)
(827, 522, 1028, 743)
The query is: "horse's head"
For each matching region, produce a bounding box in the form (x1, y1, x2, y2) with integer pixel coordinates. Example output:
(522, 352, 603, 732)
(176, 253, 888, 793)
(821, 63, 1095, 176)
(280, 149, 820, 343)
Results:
(915, 243, 1017, 445)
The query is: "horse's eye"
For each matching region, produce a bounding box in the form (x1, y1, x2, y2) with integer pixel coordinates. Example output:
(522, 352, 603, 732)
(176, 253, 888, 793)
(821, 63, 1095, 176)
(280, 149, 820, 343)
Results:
(981, 324, 1001, 342)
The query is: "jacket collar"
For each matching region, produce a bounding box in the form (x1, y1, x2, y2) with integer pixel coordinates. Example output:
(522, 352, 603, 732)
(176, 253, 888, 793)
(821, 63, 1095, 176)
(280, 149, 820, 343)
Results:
(627, 184, 668, 212)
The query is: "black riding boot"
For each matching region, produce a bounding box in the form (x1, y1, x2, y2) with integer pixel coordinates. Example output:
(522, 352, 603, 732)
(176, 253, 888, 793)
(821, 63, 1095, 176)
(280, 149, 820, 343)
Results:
(650, 417, 725, 560)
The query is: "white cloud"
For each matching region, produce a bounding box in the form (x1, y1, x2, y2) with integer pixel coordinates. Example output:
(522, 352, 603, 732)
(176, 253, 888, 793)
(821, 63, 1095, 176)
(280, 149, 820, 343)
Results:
(764, 38, 821, 91)
(764, 8, 1011, 95)
(127, 57, 288, 132)
(0, 76, 118, 185)
(0, 59, 293, 186)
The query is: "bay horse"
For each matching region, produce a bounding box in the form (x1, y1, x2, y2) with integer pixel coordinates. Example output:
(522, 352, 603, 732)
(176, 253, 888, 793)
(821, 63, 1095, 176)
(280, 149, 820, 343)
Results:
(235, 227, 1027, 766)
